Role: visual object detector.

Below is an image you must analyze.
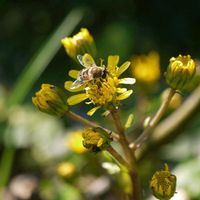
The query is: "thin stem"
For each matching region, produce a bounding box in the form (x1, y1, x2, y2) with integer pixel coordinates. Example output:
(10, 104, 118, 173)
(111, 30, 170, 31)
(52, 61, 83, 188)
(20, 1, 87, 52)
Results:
(0, 147, 15, 188)
(110, 110, 132, 161)
(107, 146, 129, 167)
(65, 111, 119, 140)
(110, 109, 142, 200)
(130, 88, 176, 150)
(137, 83, 200, 161)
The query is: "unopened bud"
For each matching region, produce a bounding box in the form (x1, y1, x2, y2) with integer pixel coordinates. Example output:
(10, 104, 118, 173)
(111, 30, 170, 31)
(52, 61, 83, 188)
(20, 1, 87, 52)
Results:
(165, 55, 196, 90)
(32, 84, 68, 117)
(61, 28, 96, 61)
(150, 164, 177, 200)
(82, 127, 111, 152)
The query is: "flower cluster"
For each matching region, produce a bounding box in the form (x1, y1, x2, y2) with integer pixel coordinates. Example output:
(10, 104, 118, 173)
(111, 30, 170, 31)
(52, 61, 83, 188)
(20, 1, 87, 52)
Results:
(150, 164, 177, 200)
(65, 53, 136, 115)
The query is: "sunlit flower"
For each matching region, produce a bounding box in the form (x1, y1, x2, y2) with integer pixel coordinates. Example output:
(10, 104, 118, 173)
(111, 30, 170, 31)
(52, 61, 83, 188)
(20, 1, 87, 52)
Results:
(150, 164, 177, 200)
(165, 55, 196, 90)
(131, 51, 160, 84)
(82, 127, 111, 152)
(65, 54, 136, 115)
(66, 130, 88, 154)
(56, 161, 76, 178)
(61, 28, 96, 61)
(32, 84, 68, 117)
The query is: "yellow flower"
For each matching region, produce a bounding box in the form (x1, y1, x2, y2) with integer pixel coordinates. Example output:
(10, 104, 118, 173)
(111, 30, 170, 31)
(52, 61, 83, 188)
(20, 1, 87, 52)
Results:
(131, 51, 160, 84)
(66, 130, 88, 154)
(82, 127, 111, 152)
(150, 164, 177, 200)
(32, 84, 68, 117)
(165, 55, 196, 90)
(56, 161, 76, 178)
(61, 28, 96, 61)
(65, 54, 136, 115)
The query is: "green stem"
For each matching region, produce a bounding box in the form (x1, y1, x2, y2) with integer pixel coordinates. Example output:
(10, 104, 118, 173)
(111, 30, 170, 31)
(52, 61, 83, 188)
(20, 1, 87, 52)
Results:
(110, 109, 142, 200)
(65, 111, 119, 140)
(110, 110, 132, 161)
(0, 147, 15, 188)
(130, 88, 176, 150)
(107, 146, 129, 167)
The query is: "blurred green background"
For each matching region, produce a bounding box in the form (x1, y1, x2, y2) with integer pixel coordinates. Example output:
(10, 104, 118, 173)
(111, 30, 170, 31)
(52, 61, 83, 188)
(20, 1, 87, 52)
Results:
(1, 0, 200, 199)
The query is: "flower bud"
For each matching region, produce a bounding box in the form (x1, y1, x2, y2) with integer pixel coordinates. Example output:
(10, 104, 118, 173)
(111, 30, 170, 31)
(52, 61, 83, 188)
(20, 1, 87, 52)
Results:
(32, 84, 68, 117)
(165, 55, 196, 90)
(150, 164, 177, 200)
(61, 28, 96, 61)
(82, 127, 111, 152)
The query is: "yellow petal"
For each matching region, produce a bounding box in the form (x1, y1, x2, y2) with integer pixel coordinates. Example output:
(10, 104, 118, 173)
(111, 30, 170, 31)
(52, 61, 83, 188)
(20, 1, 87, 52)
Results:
(117, 90, 133, 100)
(97, 138, 104, 147)
(68, 70, 79, 79)
(107, 55, 119, 72)
(87, 106, 101, 116)
(117, 61, 131, 77)
(125, 114, 134, 129)
(117, 88, 127, 93)
(67, 93, 88, 105)
(119, 78, 136, 84)
(64, 81, 84, 92)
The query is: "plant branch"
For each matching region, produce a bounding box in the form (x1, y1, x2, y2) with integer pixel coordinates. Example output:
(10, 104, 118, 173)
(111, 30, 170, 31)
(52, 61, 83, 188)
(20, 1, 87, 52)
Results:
(65, 111, 119, 140)
(137, 84, 200, 160)
(110, 109, 142, 200)
(129, 88, 176, 150)
(110, 110, 133, 161)
(107, 146, 129, 167)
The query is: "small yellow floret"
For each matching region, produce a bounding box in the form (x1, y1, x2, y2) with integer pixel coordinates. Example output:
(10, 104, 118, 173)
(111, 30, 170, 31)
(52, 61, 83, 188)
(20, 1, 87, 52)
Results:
(56, 162, 76, 178)
(66, 130, 88, 154)
(131, 51, 160, 84)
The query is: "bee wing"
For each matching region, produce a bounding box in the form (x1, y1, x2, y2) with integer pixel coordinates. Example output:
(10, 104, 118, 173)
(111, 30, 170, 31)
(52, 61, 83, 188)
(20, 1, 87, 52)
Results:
(70, 79, 84, 89)
(77, 54, 96, 68)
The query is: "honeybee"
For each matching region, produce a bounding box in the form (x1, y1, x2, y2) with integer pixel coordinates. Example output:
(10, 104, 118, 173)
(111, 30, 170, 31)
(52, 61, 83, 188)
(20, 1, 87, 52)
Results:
(71, 54, 107, 89)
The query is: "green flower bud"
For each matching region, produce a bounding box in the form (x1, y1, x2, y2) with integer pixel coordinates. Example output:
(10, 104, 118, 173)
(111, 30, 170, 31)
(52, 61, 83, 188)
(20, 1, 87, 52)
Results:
(82, 127, 111, 152)
(61, 28, 96, 61)
(165, 55, 196, 90)
(150, 164, 177, 200)
(32, 84, 68, 117)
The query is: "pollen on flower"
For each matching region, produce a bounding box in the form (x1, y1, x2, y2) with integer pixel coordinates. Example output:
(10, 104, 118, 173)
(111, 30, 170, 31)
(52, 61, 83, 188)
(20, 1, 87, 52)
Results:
(65, 53, 136, 115)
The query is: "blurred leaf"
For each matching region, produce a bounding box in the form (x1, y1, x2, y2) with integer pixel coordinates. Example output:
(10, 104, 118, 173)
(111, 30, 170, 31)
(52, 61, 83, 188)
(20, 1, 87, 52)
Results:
(8, 8, 85, 107)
